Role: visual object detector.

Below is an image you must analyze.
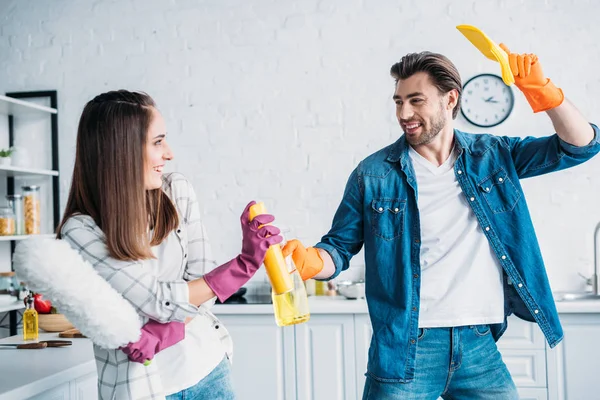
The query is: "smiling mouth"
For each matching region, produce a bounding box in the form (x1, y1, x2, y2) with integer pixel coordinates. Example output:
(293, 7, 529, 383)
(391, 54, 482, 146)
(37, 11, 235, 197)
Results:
(153, 166, 163, 173)
(402, 121, 422, 133)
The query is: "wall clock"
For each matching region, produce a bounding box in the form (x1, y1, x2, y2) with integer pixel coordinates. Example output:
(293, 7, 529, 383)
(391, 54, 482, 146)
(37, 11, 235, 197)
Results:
(461, 73, 514, 128)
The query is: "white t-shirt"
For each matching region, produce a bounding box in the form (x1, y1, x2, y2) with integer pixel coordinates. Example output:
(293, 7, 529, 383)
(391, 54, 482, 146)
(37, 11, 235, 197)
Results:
(408, 146, 504, 328)
(146, 231, 226, 395)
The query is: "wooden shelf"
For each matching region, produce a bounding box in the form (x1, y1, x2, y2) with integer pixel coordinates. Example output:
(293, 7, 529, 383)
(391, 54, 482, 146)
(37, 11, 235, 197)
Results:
(0, 165, 58, 177)
(0, 234, 56, 242)
(0, 95, 57, 117)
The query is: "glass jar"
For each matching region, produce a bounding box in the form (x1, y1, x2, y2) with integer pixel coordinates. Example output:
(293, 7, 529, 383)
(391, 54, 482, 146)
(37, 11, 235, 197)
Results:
(6, 194, 24, 235)
(0, 206, 15, 236)
(0, 272, 17, 296)
(22, 185, 41, 235)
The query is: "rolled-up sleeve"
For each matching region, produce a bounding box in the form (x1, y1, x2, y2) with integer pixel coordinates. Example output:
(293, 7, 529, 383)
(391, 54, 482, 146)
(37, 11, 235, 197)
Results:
(61, 215, 199, 323)
(558, 123, 600, 155)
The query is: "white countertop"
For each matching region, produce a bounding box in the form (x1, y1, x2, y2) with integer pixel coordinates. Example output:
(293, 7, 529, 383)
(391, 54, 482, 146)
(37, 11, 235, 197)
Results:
(212, 295, 600, 315)
(212, 296, 369, 315)
(0, 333, 96, 400)
(555, 298, 600, 313)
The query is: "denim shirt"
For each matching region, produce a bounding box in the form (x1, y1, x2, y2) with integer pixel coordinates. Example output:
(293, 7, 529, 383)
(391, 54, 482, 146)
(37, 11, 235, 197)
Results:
(316, 125, 600, 382)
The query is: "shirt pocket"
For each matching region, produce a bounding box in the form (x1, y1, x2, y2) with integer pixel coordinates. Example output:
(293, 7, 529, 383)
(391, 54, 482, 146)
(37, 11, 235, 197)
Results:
(371, 198, 406, 241)
(478, 168, 521, 214)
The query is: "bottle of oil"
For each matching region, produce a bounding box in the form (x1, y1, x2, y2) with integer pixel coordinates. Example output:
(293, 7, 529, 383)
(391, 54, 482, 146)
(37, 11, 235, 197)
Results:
(23, 293, 39, 341)
(249, 202, 310, 327)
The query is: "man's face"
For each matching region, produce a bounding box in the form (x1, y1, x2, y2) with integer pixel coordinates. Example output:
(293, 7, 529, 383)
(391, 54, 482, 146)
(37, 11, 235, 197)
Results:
(393, 72, 450, 146)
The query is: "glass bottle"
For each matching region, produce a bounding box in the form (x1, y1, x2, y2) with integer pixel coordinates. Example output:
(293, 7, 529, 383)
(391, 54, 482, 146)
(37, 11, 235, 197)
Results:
(249, 202, 310, 327)
(0, 206, 15, 236)
(6, 194, 24, 235)
(22, 185, 41, 235)
(0, 272, 17, 295)
(23, 294, 39, 341)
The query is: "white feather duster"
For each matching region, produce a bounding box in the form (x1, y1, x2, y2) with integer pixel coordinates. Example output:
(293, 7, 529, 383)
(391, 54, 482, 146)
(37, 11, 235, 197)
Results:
(13, 237, 141, 349)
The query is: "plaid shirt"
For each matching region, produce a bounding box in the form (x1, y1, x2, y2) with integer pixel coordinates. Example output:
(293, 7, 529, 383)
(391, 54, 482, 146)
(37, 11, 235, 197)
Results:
(61, 173, 233, 400)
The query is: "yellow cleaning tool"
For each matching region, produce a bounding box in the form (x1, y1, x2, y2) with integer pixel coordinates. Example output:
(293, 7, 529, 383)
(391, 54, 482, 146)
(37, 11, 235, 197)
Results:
(456, 24, 515, 86)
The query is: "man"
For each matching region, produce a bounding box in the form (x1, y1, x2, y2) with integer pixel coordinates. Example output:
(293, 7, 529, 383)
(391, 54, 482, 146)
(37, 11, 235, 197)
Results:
(283, 44, 599, 399)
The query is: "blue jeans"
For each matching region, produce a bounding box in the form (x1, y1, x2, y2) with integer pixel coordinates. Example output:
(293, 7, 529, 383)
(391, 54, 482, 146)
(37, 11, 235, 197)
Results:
(362, 325, 518, 399)
(167, 357, 235, 400)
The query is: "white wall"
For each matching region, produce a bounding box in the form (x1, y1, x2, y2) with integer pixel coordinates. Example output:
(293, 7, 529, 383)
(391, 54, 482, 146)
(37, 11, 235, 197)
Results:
(1, 0, 599, 291)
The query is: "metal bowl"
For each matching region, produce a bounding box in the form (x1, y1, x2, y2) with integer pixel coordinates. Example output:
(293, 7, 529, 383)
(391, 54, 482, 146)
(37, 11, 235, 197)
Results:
(336, 280, 365, 299)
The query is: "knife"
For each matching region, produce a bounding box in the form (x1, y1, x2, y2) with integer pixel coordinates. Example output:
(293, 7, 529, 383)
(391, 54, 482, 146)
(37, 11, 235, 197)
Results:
(0, 340, 73, 349)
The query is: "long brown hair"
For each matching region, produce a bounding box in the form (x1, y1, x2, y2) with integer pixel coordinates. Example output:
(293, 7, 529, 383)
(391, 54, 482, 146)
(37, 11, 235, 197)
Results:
(390, 52, 462, 119)
(57, 90, 179, 261)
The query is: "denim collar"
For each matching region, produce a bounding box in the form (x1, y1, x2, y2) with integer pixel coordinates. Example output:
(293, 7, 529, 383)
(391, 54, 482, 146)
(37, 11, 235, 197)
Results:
(386, 129, 472, 169)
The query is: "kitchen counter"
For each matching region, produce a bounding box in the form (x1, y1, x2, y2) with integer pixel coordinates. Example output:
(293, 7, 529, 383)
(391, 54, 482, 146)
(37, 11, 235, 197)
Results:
(213, 295, 369, 315)
(212, 295, 600, 315)
(555, 298, 600, 313)
(0, 333, 96, 400)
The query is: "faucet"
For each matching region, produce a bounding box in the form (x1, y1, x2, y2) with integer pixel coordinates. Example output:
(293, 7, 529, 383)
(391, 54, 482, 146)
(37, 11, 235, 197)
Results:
(593, 222, 600, 296)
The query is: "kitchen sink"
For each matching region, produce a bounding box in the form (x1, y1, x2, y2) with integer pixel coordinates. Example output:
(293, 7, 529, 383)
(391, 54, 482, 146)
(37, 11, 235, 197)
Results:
(553, 292, 600, 302)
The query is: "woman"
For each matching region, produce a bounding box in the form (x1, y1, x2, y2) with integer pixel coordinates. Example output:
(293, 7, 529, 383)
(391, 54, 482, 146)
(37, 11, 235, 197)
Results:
(57, 90, 281, 399)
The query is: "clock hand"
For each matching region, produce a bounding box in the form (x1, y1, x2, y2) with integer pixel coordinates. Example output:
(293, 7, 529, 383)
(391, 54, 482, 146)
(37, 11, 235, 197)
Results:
(482, 96, 500, 104)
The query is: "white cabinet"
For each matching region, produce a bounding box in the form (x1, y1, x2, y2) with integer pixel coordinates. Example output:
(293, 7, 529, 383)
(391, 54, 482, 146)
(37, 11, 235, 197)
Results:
(26, 374, 97, 400)
(546, 313, 600, 400)
(295, 315, 356, 400)
(29, 383, 69, 400)
(217, 315, 296, 400)
(70, 373, 98, 400)
(518, 388, 548, 400)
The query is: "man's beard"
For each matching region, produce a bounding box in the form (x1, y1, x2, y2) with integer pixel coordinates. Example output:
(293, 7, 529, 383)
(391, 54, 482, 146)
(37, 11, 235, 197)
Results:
(406, 106, 447, 146)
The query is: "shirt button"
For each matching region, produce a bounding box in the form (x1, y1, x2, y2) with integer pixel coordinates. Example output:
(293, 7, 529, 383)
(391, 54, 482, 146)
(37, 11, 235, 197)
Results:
(501, 255, 507, 260)
(534, 310, 539, 314)
(412, 307, 417, 311)
(498, 178, 504, 182)
(177, 229, 181, 233)
(411, 339, 416, 344)
(394, 208, 399, 212)
(470, 197, 475, 202)
(413, 274, 419, 279)
(165, 301, 170, 306)
(215, 325, 220, 329)
(485, 187, 490, 192)
(378, 207, 384, 212)
(485, 227, 490, 231)
(184, 254, 188, 258)
(457, 170, 463, 175)
(518, 283, 523, 288)
(414, 239, 420, 244)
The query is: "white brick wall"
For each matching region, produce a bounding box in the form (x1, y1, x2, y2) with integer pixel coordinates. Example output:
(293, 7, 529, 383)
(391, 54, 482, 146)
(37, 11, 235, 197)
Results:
(1, 0, 599, 291)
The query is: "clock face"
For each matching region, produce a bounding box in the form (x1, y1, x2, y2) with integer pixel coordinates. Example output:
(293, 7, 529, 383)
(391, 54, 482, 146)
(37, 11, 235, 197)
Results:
(460, 73, 514, 128)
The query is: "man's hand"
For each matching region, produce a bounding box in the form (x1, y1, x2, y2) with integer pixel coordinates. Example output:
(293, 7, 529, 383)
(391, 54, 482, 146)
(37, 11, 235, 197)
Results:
(282, 239, 324, 281)
(499, 43, 564, 113)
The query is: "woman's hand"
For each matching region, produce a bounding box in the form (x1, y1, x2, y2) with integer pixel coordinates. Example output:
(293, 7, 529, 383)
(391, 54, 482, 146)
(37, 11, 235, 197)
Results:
(202, 201, 283, 302)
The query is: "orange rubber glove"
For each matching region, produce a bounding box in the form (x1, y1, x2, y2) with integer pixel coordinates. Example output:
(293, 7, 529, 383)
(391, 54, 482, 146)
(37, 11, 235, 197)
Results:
(282, 239, 324, 281)
(499, 43, 564, 113)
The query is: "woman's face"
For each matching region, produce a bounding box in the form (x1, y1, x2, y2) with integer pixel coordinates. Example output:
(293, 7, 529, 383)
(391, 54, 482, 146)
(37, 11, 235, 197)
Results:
(145, 108, 173, 190)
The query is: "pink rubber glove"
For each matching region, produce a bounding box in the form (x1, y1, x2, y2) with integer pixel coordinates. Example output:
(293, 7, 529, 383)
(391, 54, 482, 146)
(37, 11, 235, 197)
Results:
(204, 201, 283, 302)
(120, 320, 185, 364)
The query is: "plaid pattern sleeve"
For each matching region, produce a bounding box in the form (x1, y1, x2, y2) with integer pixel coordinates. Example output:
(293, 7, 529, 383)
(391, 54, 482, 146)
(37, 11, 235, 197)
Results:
(60, 215, 199, 323)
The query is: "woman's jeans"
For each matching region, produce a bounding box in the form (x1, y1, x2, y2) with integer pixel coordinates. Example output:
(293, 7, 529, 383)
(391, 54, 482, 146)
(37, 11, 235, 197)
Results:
(167, 357, 235, 400)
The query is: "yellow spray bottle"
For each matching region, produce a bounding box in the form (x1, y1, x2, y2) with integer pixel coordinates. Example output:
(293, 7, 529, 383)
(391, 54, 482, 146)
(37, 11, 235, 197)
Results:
(249, 202, 310, 326)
